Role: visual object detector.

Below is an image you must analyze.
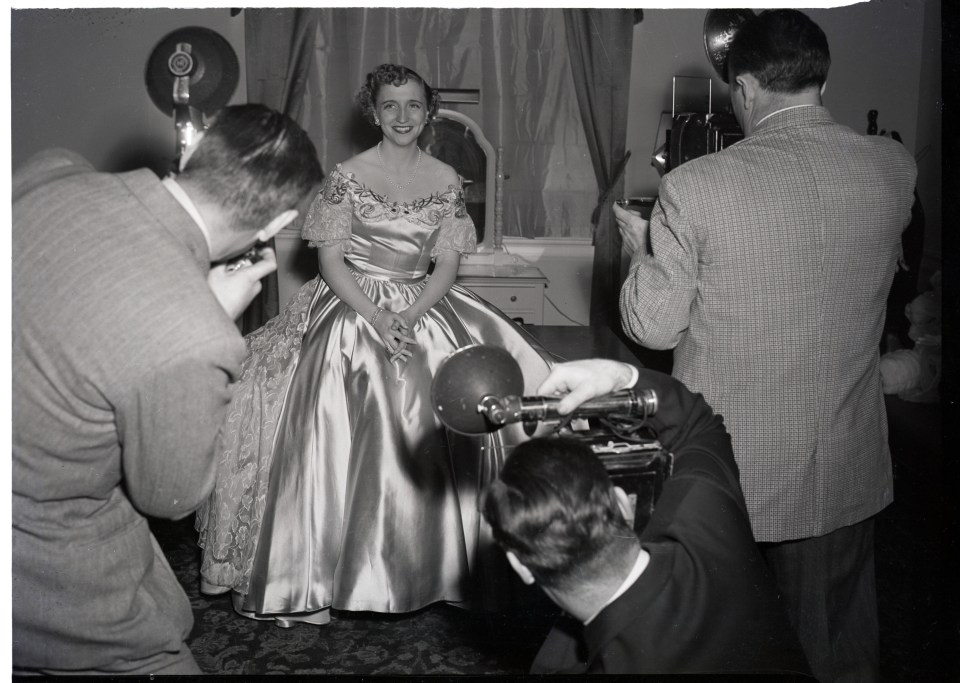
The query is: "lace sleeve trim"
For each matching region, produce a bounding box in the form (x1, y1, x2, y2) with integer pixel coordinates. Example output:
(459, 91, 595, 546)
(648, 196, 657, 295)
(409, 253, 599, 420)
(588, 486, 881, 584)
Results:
(301, 168, 353, 253)
(430, 184, 478, 259)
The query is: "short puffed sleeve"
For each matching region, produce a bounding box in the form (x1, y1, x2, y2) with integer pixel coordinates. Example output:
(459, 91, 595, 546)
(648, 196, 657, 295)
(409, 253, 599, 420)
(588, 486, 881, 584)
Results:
(301, 171, 353, 251)
(431, 185, 478, 259)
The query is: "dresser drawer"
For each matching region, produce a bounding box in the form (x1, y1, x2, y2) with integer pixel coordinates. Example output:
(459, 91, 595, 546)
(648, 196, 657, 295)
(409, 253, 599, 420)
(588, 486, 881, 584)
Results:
(467, 284, 540, 310)
(462, 283, 545, 325)
(456, 264, 549, 326)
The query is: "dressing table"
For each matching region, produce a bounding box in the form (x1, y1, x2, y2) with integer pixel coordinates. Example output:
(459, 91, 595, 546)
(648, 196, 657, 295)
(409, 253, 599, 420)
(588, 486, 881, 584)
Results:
(423, 108, 549, 325)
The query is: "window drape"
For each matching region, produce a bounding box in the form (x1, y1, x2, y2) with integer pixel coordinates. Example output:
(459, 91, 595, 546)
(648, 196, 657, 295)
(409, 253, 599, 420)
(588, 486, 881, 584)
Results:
(563, 9, 634, 329)
(240, 8, 319, 334)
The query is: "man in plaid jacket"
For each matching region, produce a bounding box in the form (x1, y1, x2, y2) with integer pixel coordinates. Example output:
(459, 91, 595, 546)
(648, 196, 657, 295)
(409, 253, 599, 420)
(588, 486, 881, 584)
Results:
(615, 10, 916, 682)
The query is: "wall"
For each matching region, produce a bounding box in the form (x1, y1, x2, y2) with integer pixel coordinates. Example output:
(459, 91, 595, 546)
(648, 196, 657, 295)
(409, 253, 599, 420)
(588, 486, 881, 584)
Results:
(11, 8, 246, 175)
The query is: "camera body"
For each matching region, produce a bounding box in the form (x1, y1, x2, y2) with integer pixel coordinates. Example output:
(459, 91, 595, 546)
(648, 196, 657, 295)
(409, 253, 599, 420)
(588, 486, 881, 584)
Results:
(224, 243, 266, 272)
(557, 419, 673, 535)
(668, 111, 744, 171)
(651, 76, 745, 177)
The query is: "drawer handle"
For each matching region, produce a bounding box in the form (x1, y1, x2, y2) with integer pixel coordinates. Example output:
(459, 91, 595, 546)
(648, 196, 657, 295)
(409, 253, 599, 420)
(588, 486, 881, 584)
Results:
(510, 295, 517, 302)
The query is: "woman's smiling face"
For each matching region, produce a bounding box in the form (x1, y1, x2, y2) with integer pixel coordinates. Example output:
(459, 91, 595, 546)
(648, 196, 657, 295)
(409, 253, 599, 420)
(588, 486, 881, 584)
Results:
(375, 80, 428, 145)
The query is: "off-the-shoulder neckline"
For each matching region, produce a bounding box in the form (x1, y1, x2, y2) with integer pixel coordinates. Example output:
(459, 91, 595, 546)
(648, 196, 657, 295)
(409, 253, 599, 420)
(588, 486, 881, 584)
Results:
(330, 164, 461, 206)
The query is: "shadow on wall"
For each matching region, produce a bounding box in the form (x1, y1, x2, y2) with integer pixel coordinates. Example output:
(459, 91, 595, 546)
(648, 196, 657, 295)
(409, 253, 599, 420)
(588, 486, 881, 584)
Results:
(106, 137, 175, 177)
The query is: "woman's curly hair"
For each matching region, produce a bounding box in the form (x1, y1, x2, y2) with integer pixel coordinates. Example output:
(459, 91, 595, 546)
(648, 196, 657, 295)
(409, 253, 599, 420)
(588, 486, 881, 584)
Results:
(357, 64, 441, 127)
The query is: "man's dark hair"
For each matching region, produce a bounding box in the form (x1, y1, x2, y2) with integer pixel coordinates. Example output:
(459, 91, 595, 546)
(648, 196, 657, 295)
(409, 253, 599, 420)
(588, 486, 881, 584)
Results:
(481, 437, 636, 591)
(178, 104, 323, 232)
(357, 63, 441, 126)
(727, 9, 830, 93)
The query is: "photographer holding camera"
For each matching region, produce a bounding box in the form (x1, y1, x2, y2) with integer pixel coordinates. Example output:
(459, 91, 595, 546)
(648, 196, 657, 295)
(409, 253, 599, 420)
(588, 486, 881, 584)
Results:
(481, 359, 811, 676)
(13, 104, 322, 674)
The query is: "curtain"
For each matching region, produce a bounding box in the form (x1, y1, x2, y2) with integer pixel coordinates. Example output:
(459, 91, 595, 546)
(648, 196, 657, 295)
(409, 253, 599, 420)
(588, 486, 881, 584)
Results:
(305, 8, 596, 239)
(479, 10, 598, 238)
(563, 9, 634, 329)
(240, 8, 319, 334)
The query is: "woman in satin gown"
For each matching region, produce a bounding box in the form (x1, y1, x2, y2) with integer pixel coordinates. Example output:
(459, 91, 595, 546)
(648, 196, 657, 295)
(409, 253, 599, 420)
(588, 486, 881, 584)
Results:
(196, 64, 554, 626)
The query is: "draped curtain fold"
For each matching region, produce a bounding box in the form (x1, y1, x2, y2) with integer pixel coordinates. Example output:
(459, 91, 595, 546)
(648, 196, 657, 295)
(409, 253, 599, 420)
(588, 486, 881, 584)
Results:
(563, 9, 634, 329)
(240, 8, 320, 334)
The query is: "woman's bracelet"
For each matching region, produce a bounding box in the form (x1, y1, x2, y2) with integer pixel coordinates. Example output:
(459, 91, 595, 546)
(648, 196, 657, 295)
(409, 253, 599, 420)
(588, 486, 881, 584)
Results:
(369, 307, 384, 327)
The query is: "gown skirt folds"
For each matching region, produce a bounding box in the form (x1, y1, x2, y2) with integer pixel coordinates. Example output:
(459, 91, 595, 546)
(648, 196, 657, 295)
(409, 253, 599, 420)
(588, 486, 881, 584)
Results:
(197, 166, 554, 616)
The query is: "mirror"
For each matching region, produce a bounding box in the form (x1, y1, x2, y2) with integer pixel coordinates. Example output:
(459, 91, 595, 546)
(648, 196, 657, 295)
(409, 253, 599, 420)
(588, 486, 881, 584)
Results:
(420, 108, 499, 252)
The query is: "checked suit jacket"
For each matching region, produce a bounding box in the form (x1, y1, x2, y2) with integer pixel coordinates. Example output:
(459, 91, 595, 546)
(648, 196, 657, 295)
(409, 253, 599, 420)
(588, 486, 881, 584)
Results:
(13, 150, 247, 671)
(620, 106, 917, 542)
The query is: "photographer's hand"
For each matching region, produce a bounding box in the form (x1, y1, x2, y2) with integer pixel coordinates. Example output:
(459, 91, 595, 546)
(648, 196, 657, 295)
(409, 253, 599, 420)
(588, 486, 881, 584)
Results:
(613, 203, 649, 257)
(207, 246, 277, 320)
(537, 359, 637, 415)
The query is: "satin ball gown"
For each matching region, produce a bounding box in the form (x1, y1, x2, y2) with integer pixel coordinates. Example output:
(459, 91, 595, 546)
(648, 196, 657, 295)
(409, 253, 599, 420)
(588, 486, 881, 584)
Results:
(196, 165, 554, 620)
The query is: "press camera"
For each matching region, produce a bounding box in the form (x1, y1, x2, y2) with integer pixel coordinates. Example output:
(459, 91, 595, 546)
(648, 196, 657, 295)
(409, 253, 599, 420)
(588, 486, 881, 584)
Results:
(431, 345, 673, 534)
(650, 10, 754, 176)
(652, 78, 744, 176)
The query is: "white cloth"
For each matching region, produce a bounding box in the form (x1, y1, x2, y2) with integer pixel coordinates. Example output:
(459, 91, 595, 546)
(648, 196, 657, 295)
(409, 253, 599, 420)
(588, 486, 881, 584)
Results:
(163, 177, 211, 252)
(583, 548, 650, 626)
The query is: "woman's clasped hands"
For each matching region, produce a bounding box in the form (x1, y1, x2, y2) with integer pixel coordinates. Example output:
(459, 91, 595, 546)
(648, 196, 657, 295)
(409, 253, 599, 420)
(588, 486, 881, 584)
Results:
(370, 307, 417, 363)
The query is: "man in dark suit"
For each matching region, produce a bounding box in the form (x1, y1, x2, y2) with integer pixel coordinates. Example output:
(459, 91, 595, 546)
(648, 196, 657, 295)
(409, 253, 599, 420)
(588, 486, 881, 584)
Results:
(482, 359, 811, 676)
(12, 104, 323, 674)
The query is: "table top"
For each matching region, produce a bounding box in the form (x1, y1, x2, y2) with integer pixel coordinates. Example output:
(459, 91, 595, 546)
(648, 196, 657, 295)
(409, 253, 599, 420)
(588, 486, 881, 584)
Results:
(456, 262, 548, 283)
(524, 325, 642, 366)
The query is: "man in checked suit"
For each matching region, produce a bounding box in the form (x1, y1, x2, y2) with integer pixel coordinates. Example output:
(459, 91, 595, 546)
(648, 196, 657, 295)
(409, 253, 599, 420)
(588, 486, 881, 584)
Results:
(615, 10, 916, 682)
(13, 105, 323, 674)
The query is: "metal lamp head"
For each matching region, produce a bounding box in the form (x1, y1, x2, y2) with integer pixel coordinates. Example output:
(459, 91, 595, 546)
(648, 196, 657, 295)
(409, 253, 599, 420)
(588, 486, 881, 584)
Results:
(431, 345, 524, 435)
(703, 9, 755, 83)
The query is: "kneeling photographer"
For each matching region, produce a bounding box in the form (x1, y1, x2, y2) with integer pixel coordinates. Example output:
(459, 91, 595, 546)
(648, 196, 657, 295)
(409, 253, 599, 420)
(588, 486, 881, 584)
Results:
(481, 359, 812, 676)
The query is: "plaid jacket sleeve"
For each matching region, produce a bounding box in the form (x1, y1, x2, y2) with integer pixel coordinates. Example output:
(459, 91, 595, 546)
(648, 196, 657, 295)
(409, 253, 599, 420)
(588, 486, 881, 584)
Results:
(619, 174, 699, 350)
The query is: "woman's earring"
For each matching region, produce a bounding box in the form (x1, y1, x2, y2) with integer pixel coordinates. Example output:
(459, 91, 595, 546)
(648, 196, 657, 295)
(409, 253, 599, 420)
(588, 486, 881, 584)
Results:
(374, 117, 381, 126)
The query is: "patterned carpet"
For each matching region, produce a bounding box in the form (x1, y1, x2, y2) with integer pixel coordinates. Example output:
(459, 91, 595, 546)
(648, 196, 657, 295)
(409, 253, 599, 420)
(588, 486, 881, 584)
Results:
(151, 516, 557, 676)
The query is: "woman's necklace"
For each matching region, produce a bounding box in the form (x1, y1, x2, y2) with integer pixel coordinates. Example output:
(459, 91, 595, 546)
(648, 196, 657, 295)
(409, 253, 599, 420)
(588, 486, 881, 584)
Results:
(377, 141, 422, 192)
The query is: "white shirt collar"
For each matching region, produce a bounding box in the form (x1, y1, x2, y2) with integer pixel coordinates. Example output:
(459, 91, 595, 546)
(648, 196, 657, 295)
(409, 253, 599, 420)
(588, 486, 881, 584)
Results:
(755, 103, 819, 129)
(162, 176, 212, 253)
(583, 547, 650, 625)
